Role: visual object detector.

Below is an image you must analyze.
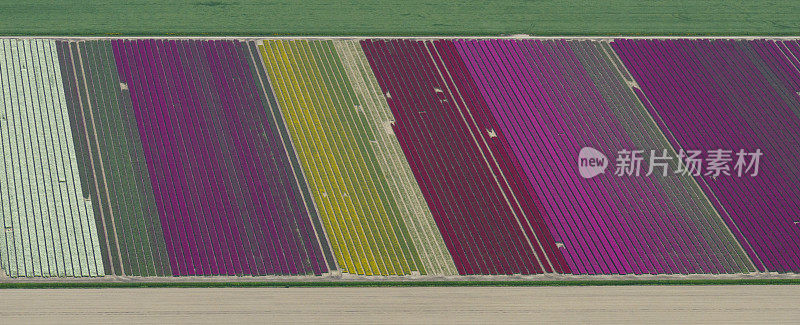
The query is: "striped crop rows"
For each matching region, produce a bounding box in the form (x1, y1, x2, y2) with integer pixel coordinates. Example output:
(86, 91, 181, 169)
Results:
(362, 40, 568, 275)
(0, 38, 797, 277)
(259, 40, 456, 275)
(0, 40, 103, 277)
(333, 40, 456, 275)
(453, 39, 752, 274)
(614, 39, 800, 273)
(111, 39, 330, 276)
(58, 40, 171, 277)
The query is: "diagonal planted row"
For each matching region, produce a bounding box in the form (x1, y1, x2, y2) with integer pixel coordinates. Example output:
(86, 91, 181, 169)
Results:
(0, 38, 797, 277)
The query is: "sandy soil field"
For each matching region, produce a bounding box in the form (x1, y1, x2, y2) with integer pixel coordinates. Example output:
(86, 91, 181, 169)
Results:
(0, 286, 797, 323)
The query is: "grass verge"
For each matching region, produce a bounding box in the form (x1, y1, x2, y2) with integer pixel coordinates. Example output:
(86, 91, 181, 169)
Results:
(1, 1, 798, 36)
(0, 279, 798, 288)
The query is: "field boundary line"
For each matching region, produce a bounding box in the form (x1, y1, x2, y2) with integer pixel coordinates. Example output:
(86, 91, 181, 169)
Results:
(6, 36, 800, 41)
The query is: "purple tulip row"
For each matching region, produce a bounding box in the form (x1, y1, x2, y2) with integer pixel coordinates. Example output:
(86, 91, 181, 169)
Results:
(613, 39, 800, 273)
(110, 39, 328, 276)
(452, 39, 753, 274)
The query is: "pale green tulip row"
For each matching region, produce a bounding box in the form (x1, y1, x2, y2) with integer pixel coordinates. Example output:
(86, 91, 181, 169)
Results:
(0, 39, 104, 277)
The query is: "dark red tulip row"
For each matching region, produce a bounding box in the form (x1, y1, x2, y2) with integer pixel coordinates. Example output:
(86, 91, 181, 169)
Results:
(361, 39, 568, 275)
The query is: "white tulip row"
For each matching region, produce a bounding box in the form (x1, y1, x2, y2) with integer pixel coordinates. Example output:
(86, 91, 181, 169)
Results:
(0, 39, 104, 277)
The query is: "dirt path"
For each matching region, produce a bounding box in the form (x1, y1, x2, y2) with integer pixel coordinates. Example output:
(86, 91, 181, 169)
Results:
(0, 286, 797, 323)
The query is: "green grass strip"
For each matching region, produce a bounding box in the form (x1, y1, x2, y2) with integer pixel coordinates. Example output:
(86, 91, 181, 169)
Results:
(1, 1, 800, 36)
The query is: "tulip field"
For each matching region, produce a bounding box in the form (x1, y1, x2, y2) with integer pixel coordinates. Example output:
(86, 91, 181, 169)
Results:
(0, 37, 798, 278)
